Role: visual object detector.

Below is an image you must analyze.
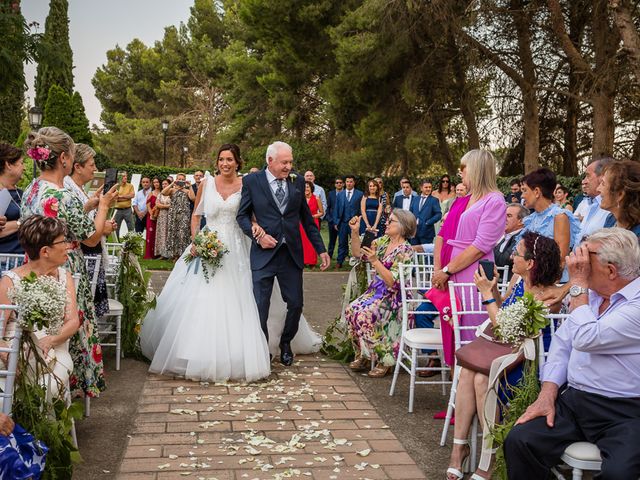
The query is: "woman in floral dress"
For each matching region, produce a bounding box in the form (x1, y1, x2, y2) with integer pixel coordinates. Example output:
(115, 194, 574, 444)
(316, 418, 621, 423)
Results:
(154, 179, 171, 258)
(22, 127, 117, 398)
(345, 209, 415, 377)
(164, 174, 192, 259)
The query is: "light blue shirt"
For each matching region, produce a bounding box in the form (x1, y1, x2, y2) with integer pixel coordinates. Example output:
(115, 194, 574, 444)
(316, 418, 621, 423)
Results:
(542, 276, 640, 398)
(132, 188, 151, 214)
(312, 183, 327, 219)
(265, 168, 288, 197)
(577, 195, 611, 244)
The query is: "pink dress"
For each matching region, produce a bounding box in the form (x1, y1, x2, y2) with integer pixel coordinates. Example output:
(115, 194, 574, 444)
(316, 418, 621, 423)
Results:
(442, 191, 506, 365)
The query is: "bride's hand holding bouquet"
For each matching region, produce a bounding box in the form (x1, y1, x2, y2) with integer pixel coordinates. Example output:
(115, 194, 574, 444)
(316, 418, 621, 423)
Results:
(185, 228, 229, 282)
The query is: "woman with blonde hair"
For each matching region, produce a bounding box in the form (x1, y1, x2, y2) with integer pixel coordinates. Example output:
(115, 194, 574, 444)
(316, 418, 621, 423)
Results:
(21, 127, 117, 398)
(431, 149, 507, 370)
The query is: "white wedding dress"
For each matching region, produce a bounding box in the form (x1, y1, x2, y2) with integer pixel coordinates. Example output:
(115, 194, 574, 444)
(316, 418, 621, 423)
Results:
(140, 172, 321, 382)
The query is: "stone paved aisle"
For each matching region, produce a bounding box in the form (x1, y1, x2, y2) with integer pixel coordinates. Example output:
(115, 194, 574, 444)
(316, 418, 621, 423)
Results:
(117, 354, 426, 480)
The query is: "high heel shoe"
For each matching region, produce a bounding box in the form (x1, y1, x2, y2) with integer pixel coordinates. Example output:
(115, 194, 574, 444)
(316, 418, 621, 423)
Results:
(349, 356, 370, 371)
(445, 438, 470, 480)
(367, 365, 391, 377)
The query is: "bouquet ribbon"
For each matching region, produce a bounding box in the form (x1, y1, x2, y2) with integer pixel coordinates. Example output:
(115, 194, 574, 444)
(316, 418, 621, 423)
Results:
(479, 335, 536, 471)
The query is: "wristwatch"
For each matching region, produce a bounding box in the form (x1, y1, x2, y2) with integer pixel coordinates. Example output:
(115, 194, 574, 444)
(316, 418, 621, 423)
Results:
(442, 265, 453, 276)
(569, 285, 588, 297)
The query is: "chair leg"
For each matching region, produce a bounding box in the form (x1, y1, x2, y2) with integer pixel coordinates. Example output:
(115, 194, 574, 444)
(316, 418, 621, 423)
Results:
(409, 347, 417, 413)
(440, 365, 460, 446)
(470, 416, 478, 472)
(115, 315, 122, 371)
(571, 468, 583, 480)
(439, 350, 447, 396)
(84, 395, 90, 417)
(70, 418, 78, 448)
(389, 338, 404, 396)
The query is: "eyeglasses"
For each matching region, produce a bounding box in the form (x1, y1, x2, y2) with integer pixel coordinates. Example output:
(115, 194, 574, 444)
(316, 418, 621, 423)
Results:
(50, 239, 69, 247)
(511, 250, 525, 259)
(441, 180, 450, 183)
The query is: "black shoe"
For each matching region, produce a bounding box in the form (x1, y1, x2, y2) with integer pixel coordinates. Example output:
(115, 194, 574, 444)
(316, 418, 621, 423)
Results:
(280, 343, 294, 366)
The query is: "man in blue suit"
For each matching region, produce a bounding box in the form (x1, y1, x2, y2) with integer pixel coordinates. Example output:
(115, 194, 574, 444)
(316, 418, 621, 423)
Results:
(410, 180, 442, 245)
(392, 179, 414, 210)
(326, 176, 344, 259)
(333, 175, 363, 268)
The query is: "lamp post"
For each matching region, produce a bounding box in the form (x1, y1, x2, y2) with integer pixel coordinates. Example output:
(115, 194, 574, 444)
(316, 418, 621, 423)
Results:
(181, 146, 188, 168)
(28, 106, 43, 178)
(161, 119, 169, 166)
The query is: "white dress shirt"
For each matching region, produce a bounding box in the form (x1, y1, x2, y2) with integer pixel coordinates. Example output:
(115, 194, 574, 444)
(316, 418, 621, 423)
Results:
(577, 195, 610, 244)
(497, 228, 523, 253)
(313, 183, 327, 218)
(402, 196, 411, 211)
(132, 188, 152, 214)
(265, 168, 288, 197)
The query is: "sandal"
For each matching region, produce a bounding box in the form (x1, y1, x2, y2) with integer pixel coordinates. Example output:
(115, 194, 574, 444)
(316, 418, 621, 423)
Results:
(445, 438, 470, 480)
(367, 365, 391, 378)
(349, 356, 370, 371)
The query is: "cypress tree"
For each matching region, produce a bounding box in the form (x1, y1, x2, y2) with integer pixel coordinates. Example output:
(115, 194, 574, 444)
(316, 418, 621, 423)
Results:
(34, 0, 74, 109)
(68, 91, 93, 145)
(0, 3, 28, 143)
(43, 84, 73, 132)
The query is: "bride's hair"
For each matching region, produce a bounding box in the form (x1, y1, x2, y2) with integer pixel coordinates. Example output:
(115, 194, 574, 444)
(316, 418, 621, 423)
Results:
(217, 144, 243, 172)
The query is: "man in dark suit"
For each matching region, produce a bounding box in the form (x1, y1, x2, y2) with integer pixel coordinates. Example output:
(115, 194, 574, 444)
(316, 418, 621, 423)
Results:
(410, 181, 442, 245)
(392, 180, 414, 210)
(504, 179, 522, 204)
(326, 176, 344, 259)
(237, 141, 330, 366)
(493, 203, 528, 280)
(333, 175, 363, 268)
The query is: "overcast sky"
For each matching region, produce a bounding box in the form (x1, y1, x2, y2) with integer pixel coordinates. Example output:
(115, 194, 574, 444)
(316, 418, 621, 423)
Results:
(22, 0, 193, 127)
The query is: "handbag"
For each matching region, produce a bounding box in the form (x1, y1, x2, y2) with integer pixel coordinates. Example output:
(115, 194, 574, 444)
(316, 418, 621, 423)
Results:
(455, 321, 523, 376)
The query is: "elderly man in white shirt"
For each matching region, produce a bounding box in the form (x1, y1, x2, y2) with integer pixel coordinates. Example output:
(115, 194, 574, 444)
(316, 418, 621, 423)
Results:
(132, 176, 152, 234)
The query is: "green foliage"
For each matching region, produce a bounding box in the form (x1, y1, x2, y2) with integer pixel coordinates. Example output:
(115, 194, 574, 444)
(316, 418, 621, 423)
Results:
(68, 92, 92, 145)
(112, 163, 203, 181)
(116, 233, 156, 357)
(43, 84, 73, 131)
(35, 0, 74, 108)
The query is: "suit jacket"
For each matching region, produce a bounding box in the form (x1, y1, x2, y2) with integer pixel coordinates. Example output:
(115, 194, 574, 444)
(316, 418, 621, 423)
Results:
(493, 232, 519, 280)
(334, 189, 364, 226)
(410, 195, 442, 242)
(392, 195, 413, 210)
(327, 189, 339, 226)
(237, 169, 325, 270)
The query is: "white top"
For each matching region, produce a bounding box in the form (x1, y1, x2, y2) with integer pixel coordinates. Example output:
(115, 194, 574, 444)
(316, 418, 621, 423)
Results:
(132, 188, 152, 213)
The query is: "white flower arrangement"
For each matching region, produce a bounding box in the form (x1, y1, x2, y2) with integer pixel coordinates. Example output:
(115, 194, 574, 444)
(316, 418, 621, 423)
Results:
(289, 173, 297, 182)
(494, 292, 550, 346)
(8, 272, 67, 335)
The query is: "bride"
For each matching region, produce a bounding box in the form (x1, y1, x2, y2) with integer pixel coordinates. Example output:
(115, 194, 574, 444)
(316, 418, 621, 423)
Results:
(140, 144, 321, 382)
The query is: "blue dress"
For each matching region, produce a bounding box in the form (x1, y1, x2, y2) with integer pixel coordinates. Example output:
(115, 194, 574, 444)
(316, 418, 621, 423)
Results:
(0, 424, 47, 479)
(360, 197, 380, 235)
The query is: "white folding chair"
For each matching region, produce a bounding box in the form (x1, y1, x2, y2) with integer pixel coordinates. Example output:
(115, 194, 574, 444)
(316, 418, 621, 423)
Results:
(97, 245, 124, 373)
(390, 262, 450, 412)
(439, 282, 489, 471)
(496, 265, 510, 294)
(0, 254, 26, 273)
(84, 255, 101, 296)
(413, 251, 434, 266)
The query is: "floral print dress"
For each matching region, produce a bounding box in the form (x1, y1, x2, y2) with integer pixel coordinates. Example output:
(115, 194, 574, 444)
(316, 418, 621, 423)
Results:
(21, 179, 105, 398)
(345, 236, 414, 366)
(165, 190, 191, 258)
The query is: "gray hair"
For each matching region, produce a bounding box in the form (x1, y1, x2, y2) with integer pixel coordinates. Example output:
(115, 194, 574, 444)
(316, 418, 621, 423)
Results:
(390, 209, 417, 239)
(590, 157, 615, 176)
(508, 203, 529, 221)
(586, 227, 640, 279)
(73, 143, 96, 167)
(265, 141, 292, 163)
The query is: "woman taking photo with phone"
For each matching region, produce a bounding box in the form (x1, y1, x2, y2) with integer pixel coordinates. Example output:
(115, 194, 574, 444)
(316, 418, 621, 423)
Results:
(344, 209, 415, 377)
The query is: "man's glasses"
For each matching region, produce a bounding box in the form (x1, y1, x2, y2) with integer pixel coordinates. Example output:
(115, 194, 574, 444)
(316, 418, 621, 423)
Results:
(50, 239, 69, 247)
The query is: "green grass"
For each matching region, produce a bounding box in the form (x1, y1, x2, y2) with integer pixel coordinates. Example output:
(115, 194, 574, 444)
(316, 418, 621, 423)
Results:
(138, 223, 351, 272)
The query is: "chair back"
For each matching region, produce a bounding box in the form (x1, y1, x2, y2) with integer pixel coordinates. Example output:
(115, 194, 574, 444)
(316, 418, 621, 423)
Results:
(414, 251, 434, 266)
(84, 255, 102, 297)
(0, 305, 21, 415)
(399, 262, 435, 333)
(496, 265, 510, 294)
(448, 282, 489, 350)
(0, 254, 26, 274)
(104, 242, 124, 295)
(538, 313, 569, 367)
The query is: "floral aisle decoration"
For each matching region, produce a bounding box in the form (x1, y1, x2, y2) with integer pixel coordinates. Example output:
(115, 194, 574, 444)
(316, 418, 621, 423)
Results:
(8, 272, 83, 479)
(116, 233, 156, 357)
(184, 228, 228, 282)
(321, 257, 368, 363)
(484, 292, 550, 479)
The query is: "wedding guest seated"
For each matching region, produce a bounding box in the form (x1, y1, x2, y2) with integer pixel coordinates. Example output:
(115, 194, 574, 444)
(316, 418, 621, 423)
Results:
(493, 203, 528, 281)
(445, 232, 562, 480)
(0, 215, 80, 397)
(598, 159, 640, 240)
(504, 179, 522, 204)
(0, 143, 25, 260)
(504, 228, 640, 480)
(345, 209, 415, 377)
(0, 413, 47, 478)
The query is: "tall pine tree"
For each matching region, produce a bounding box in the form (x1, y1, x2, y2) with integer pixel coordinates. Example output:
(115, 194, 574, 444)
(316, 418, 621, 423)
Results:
(0, 2, 29, 143)
(34, 0, 73, 109)
(43, 84, 73, 132)
(68, 91, 92, 145)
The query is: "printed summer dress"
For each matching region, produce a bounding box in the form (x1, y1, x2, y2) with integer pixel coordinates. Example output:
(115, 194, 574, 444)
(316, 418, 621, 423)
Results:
(21, 178, 105, 397)
(344, 236, 414, 366)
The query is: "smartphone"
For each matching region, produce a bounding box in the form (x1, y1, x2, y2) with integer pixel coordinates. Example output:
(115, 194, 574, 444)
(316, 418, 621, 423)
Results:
(175, 180, 186, 188)
(361, 230, 376, 249)
(479, 259, 494, 281)
(103, 168, 118, 194)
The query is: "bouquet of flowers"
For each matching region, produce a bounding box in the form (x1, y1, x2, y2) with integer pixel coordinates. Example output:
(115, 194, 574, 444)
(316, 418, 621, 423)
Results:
(185, 228, 228, 282)
(8, 272, 67, 334)
(493, 292, 549, 346)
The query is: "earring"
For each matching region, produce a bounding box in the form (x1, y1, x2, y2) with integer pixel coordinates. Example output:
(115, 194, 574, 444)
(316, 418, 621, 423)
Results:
(62, 161, 67, 168)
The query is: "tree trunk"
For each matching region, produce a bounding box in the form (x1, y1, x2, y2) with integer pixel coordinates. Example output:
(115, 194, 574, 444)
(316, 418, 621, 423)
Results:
(591, 0, 618, 158)
(447, 32, 480, 149)
(522, 86, 541, 173)
(609, 0, 640, 84)
(432, 109, 457, 176)
(631, 129, 640, 161)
